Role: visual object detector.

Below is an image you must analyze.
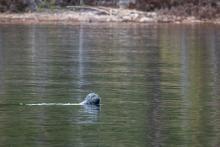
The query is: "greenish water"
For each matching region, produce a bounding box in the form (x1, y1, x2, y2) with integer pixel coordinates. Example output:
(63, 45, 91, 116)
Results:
(0, 24, 220, 147)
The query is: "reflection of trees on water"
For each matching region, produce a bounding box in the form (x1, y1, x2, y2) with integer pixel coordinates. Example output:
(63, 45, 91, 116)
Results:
(0, 25, 45, 146)
(207, 27, 220, 147)
(0, 32, 4, 97)
(74, 24, 220, 146)
(184, 26, 220, 147)
(28, 25, 50, 100)
(0, 24, 220, 147)
(141, 24, 220, 147)
(0, 25, 101, 146)
(139, 25, 162, 147)
(164, 25, 220, 147)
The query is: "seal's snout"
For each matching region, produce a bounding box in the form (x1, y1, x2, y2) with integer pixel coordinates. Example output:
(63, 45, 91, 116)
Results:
(80, 93, 100, 106)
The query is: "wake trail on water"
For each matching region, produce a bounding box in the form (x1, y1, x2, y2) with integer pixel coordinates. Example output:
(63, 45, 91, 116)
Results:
(25, 103, 82, 106)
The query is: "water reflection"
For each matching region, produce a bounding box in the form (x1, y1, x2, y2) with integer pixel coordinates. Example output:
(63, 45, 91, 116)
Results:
(0, 24, 220, 147)
(76, 105, 100, 124)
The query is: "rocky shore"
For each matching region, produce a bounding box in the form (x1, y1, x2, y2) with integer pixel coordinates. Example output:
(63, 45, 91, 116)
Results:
(0, 7, 219, 24)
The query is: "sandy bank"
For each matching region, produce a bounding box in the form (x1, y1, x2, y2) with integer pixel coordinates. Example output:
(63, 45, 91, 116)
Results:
(0, 7, 219, 24)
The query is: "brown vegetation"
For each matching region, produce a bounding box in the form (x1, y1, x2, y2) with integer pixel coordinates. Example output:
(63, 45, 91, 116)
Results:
(135, 0, 220, 19)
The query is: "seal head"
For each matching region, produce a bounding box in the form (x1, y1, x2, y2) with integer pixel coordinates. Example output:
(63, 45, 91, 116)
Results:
(80, 93, 100, 106)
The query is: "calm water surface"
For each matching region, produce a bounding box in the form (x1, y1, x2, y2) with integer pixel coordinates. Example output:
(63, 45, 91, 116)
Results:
(0, 24, 220, 147)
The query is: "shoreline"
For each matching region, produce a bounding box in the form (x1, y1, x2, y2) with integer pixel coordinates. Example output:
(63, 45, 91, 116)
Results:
(0, 7, 219, 25)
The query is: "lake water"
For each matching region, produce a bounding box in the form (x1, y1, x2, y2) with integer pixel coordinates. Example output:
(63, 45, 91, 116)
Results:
(0, 23, 220, 147)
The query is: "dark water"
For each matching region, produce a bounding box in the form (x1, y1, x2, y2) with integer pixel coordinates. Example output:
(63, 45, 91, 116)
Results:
(0, 23, 220, 147)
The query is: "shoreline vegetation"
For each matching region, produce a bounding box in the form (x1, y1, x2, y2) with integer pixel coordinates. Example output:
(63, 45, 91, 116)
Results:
(0, 1, 219, 24)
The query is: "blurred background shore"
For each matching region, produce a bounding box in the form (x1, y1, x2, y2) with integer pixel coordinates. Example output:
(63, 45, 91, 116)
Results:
(0, 0, 219, 24)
